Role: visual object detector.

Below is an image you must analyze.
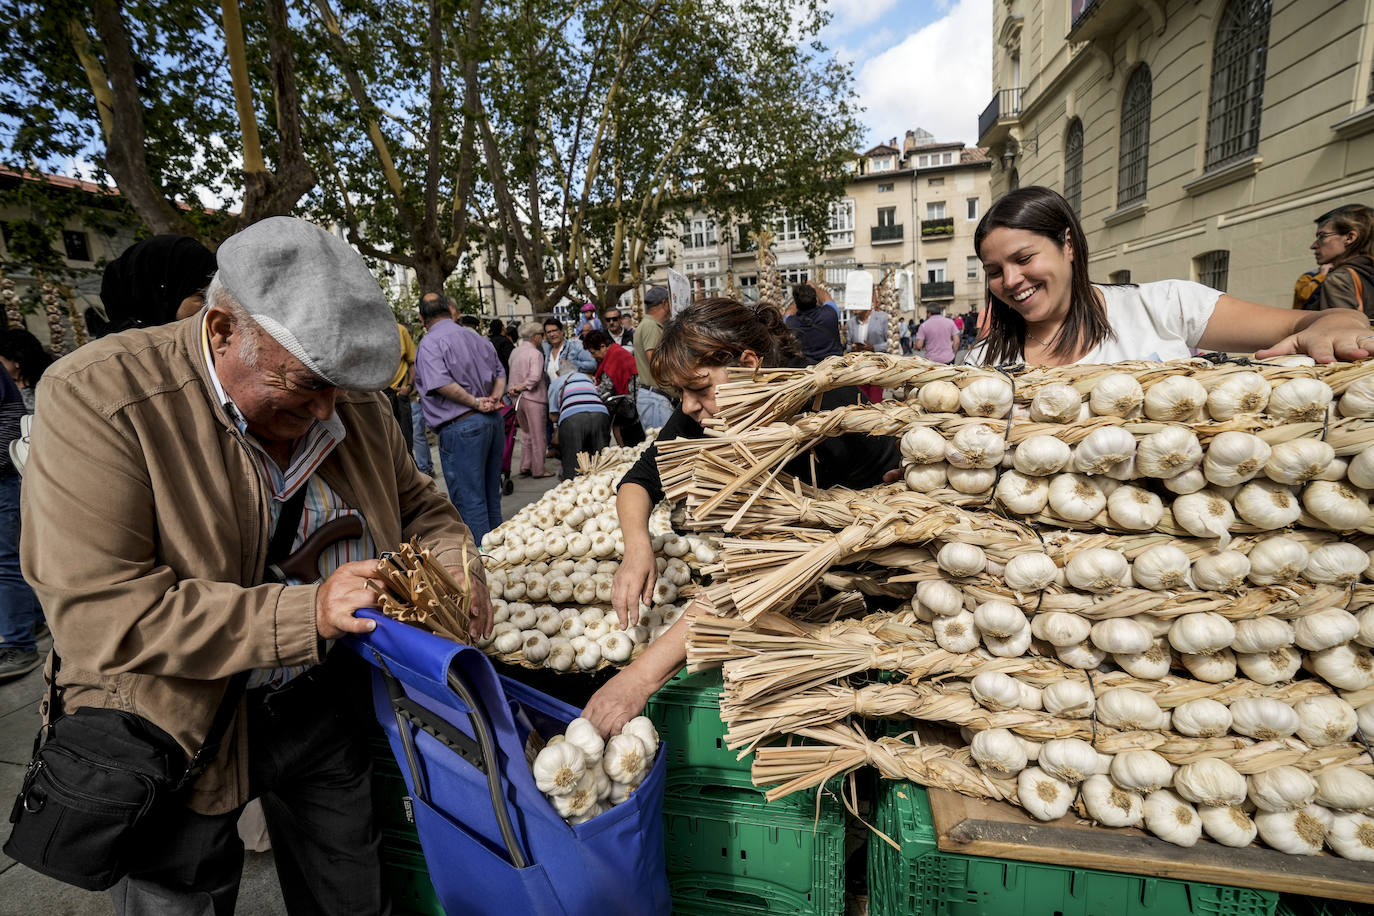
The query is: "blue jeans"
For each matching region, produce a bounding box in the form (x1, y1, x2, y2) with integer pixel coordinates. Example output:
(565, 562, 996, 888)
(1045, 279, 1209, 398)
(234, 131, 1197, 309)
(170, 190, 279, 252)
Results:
(411, 401, 433, 475)
(635, 388, 674, 431)
(0, 473, 41, 652)
(438, 411, 503, 544)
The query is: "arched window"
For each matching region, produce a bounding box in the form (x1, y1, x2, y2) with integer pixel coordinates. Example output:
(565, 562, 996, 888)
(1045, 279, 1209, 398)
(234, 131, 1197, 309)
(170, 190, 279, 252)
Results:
(1063, 119, 1084, 214)
(1118, 67, 1152, 208)
(1205, 0, 1272, 169)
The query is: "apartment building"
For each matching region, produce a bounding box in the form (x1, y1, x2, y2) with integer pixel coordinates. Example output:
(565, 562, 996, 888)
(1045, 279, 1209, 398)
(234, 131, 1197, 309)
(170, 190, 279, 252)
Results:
(643, 129, 993, 320)
(978, 0, 1374, 305)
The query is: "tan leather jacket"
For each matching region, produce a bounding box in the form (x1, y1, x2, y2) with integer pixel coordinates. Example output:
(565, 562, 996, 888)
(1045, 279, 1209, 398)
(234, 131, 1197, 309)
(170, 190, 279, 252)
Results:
(21, 316, 478, 814)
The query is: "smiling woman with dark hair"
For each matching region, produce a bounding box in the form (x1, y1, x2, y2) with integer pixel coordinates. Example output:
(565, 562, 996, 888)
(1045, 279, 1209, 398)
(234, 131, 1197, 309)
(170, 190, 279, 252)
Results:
(970, 186, 1373, 367)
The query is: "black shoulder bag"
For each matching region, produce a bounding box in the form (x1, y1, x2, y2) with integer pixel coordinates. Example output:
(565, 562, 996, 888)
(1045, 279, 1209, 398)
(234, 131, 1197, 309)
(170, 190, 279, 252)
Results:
(4, 487, 308, 890)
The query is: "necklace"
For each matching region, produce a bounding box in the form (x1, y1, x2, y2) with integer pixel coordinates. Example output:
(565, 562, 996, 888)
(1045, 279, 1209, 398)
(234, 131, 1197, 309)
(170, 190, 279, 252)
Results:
(1026, 329, 1056, 349)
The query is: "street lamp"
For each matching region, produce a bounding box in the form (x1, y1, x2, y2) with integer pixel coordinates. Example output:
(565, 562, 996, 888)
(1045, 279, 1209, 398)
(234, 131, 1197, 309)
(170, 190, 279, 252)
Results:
(1001, 137, 1038, 171)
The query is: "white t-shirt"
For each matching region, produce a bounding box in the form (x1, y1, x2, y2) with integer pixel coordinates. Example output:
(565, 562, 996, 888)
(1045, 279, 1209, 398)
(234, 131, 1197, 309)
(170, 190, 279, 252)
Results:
(967, 280, 1222, 366)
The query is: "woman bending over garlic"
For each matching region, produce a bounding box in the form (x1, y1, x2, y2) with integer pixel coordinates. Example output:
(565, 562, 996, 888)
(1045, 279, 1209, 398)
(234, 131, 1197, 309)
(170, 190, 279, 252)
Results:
(582, 298, 900, 736)
(969, 186, 1374, 367)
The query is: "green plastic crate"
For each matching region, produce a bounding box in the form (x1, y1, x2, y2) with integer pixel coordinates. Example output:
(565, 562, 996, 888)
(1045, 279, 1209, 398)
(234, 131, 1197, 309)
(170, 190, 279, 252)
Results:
(1279, 896, 1374, 916)
(381, 838, 446, 916)
(869, 780, 1279, 916)
(664, 795, 846, 916)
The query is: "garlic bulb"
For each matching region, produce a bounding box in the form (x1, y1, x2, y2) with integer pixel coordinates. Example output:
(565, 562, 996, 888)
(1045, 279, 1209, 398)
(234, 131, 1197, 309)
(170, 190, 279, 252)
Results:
(1168, 613, 1235, 655)
(1204, 431, 1271, 487)
(1096, 688, 1168, 731)
(1231, 616, 1294, 654)
(1090, 618, 1154, 654)
(1315, 768, 1374, 811)
(1106, 485, 1164, 531)
(1038, 738, 1098, 784)
(1293, 695, 1358, 747)
(1247, 536, 1309, 585)
(1305, 543, 1370, 585)
(970, 728, 1028, 778)
(970, 671, 1023, 711)
(1327, 812, 1374, 861)
(1339, 376, 1374, 418)
(1081, 774, 1144, 827)
(933, 611, 980, 653)
(1089, 373, 1144, 418)
(960, 377, 1014, 418)
(1263, 439, 1335, 486)
(1143, 789, 1202, 847)
(1065, 548, 1129, 592)
(1111, 750, 1174, 794)
(546, 639, 576, 671)
(563, 717, 605, 765)
(1254, 806, 1328, 855)
(1003, 552, 1058, 591)
(1233, 479, 1302, 530)
(533, 741, 587, 795)
(1042, 680, 1095, 718)
(994, 470, 1050, 515)
(1114, 638, 1173, 680)
(1206, 372, 1271, 420)
(598, 631, 633, 664)
(1143, 376, 1207, 422)
(1199, 805, 1258, 848)
(899, 426, 947, 464)
(1303, 480, 1372, 531)
(1030, 383, 1083, 424)
(1047, 473, 1106, 522)
(973, 601, 1027, 639)
(622, 716, 659, 763)
(1012, 436, 1072, 476)
(937, 542, 986, 577)
(946, 423, 1005, 469)
(1135, 427, 1204, 478)
(1132, 543, 1192, 591)
(1293, 608, 1360, 652)
(1230, 698, 1300, 741)
(947, 465, 998, 494)
(1308, 643, 1374, 690)
(493, 627, 525, 654)
(1055, 640, 1107, 669)
(550, 769, 601, 819)
(574, 639, 602, 670)
(1237, 647, 1302, 685)
(1360, 606, 1374, 648)
(602, 734, 649, 784)
(1190, 550, 1250, 592)
(904, 462, 949, 491)
(1171, 491, 1236, 543)
(1072, 427, 1137, 476)
(1171, 699, 1232, 738)
(1163, 465, 1208, 495)
(1181, 648, 1236, 683)
(1267, 378, 1333, 422)
(1174, 758, 1247, 807)
(916, 578, 965, 616)
(1349, 448, 1374, 490)
(1031, 612, 1092, 647)
(522, 631, 552, 664)
(1361, 701, 1374, 737)
(536, 609, 563, 636)
(984, 627, 1033, 658)
(1018, 767, 1074, 821)
(918, 380, 962, 412)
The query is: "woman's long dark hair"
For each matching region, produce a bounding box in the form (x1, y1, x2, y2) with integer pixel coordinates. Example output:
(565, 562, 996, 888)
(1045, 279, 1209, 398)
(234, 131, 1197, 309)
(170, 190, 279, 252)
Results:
(0, 328, 53, 387)
(651, 297, 799, 388)
(973, 186, 1113, 365)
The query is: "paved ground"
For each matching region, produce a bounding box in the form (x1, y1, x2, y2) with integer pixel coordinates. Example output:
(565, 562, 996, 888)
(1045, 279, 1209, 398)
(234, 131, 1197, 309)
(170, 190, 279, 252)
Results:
(0, 438, 558, 915)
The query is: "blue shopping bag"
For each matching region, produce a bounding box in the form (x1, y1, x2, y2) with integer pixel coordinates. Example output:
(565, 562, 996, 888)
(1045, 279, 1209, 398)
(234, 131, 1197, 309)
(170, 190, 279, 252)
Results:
(346, 610, 671, 916)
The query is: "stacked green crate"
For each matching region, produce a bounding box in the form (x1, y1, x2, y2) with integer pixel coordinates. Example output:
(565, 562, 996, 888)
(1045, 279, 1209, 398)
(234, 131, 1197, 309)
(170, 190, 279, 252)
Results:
(371, 735, 446, 916)
(868, 778, 1280, 916)
(646, 668, 847, 916)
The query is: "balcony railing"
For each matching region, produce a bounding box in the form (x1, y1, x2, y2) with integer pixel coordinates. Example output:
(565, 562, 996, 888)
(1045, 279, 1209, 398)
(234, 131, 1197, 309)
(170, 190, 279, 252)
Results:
(827, 229, 854, 249)
(978, 88, 1023, 143)
(921, 280, 954, 299)
(921, 217, 954, 238)
(871, 224, 904, 244)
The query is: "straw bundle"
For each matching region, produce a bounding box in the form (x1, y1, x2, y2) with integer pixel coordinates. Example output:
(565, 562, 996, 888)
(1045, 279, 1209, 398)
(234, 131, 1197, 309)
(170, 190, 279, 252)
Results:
(371, 538, 476, 643)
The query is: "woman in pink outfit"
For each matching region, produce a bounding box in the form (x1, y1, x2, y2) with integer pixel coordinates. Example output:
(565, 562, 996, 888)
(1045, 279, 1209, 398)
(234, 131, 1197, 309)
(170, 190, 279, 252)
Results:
(507, 321, 550, 478)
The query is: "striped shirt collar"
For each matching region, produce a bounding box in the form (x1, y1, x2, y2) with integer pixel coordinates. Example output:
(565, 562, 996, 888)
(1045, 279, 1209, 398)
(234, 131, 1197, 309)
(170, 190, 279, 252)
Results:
(200, 314, 346, 502)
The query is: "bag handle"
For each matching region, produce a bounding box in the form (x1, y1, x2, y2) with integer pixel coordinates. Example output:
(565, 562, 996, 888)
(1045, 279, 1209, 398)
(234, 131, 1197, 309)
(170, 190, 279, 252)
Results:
(1348, 267, 1364, 309)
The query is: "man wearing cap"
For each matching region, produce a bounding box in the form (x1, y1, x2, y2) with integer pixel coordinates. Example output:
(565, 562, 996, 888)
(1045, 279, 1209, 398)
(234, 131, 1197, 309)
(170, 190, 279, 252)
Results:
(633, 286, 674, 430)
(21, 217, 491, 914)
(415, 292, 508, 545)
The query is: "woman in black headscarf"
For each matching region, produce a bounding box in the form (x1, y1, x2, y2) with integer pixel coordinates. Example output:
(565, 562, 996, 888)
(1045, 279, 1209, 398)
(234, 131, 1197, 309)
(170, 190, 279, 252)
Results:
(89, 234, 217, 336)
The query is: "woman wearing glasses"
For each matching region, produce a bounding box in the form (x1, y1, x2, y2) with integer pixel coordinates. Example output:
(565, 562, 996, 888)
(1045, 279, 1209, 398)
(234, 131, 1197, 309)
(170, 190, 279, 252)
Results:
(1304, 205, 1374, 318)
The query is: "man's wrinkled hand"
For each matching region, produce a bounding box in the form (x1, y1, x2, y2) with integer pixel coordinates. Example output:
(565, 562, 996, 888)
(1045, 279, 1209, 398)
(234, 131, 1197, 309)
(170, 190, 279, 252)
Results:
(316, 560, 381, 639)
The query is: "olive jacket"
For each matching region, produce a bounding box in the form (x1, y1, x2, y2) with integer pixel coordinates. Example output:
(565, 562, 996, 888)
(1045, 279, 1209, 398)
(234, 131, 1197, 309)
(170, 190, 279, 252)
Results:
(21, 316, 479, 814)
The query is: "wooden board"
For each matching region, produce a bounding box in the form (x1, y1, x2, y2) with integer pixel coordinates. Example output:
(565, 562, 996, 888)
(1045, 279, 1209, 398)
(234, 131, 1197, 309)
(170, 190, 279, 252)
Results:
(926, 788, 1374, 904)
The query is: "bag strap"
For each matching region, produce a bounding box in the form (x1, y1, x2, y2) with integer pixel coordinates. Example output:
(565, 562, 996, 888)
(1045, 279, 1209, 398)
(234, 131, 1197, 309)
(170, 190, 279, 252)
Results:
(1348, 267, 1364, 309)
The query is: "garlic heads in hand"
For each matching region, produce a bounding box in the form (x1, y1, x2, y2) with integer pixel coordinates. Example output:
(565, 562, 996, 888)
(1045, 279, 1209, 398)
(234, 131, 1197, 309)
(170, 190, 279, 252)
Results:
(1018, 767, 1074, 821)
(563, 717, 605, 765)
(602, 734, 649, 784)
(1143, 789, 1202, 847)
(1081, 775, 1144, 828)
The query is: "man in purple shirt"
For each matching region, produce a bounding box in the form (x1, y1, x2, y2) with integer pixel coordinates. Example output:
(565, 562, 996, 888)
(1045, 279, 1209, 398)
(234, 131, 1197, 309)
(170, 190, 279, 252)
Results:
(414, 293, 507, 543)
(914, 305, 961, 364)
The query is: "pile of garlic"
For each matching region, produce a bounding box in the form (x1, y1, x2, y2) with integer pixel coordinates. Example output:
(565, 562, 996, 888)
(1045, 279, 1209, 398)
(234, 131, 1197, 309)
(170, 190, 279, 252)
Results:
(531, 716, 659, 824)
(478, 455, 717, 672)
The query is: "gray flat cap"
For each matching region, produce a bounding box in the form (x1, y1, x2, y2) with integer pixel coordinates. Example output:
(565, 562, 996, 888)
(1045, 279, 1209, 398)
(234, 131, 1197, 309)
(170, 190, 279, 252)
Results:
(644, 286, 668, 305)
(216, 217, 400, 390)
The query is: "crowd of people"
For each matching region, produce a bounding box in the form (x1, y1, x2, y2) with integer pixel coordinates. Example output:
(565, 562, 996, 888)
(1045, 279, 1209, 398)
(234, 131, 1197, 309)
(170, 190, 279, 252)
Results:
(0, 189, 1368, 915)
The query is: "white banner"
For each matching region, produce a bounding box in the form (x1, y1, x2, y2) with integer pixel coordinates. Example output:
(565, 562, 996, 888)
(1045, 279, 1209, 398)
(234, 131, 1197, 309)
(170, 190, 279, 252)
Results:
(667, 269, 691, 318)
(843, 270, 873, 312)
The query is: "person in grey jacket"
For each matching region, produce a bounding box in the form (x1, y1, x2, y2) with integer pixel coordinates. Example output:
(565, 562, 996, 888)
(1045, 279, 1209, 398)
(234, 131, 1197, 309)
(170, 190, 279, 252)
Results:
(846, 307, 890, 353)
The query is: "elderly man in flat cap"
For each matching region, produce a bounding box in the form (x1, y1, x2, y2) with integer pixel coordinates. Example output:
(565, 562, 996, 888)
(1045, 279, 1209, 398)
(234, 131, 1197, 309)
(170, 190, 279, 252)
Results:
(20, 217, 491, 914)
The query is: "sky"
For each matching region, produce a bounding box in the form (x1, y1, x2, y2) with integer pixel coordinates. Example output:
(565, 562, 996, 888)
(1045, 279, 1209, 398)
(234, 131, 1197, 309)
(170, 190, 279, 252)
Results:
(822, 0, 992, 150)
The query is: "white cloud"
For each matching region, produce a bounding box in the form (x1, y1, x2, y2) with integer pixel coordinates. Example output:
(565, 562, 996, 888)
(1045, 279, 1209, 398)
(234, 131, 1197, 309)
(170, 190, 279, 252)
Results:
(853, 0, 991, 147)
(826, 0, 903, 33)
